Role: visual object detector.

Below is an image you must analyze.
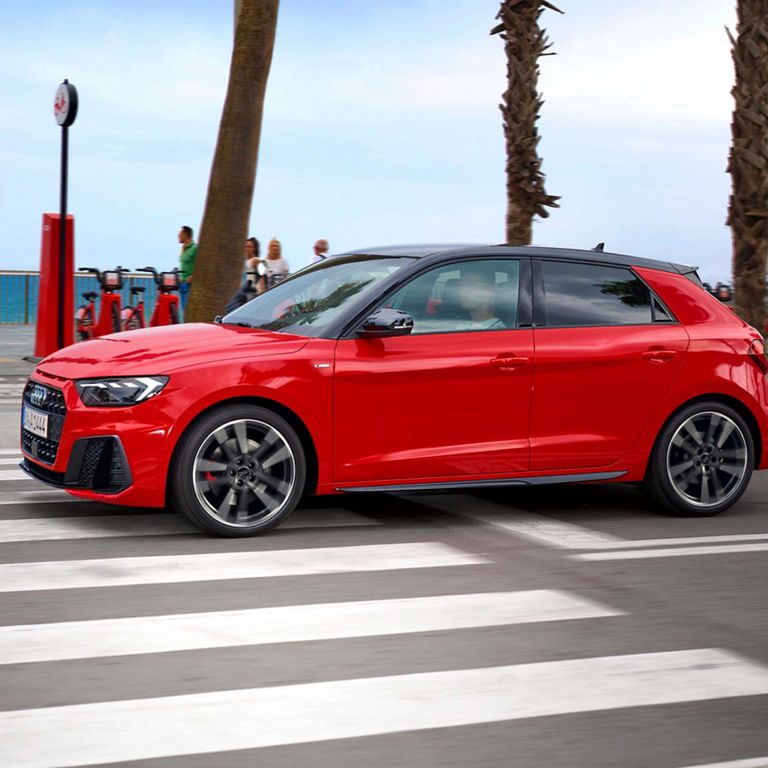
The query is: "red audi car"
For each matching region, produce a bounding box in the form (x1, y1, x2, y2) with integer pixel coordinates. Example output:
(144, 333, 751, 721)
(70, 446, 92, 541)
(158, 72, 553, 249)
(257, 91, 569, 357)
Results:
(20, 245, 768, 536)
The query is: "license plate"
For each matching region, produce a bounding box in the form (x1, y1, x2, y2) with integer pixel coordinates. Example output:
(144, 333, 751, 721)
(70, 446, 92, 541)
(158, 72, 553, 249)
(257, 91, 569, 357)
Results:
(23, 405, 48, 439)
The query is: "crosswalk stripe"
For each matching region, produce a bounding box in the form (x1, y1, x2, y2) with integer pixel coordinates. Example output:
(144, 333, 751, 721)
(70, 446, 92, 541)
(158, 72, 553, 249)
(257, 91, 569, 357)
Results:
(0, 469, 27, 481)
(0, 543, 487, 593)
(0, 490, 76, 505)
(0, 514, 191, 541)
(574, 543, 768, 560)
(0, 508, 380, 541)
(1, 648, 766, 767)
(0, 590, 623, 665)
(0, 457, 21, 465)
(416, 495, 624, 549)
(677, 759, 768, 768)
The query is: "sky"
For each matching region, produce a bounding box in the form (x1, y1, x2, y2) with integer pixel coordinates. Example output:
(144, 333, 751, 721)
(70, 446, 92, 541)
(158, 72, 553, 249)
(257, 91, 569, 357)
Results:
(0, 0, 738, 283)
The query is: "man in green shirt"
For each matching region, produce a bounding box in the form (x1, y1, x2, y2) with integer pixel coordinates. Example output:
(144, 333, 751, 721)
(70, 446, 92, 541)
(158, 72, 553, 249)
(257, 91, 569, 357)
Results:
(178, 225, 197, 312)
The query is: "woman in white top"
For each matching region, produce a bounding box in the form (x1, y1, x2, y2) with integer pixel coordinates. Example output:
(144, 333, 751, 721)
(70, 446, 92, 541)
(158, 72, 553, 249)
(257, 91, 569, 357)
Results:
(264, 238, 290, 279)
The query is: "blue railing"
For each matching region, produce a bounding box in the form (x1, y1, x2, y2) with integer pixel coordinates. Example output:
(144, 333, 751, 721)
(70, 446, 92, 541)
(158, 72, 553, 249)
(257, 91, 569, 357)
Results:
(1, 271, 161, 324)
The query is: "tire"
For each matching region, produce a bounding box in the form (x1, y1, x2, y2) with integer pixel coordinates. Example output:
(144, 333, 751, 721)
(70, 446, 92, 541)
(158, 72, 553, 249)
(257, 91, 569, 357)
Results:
(644, 401, 754, 517)
(75, 330, 89, 342)
(170, 405, 306, 536)
(170, 303, 180, 324)
(110, 302, 121, 333)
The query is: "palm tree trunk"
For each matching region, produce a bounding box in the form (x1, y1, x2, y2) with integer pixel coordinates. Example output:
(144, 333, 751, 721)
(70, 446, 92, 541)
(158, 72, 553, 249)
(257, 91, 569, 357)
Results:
(185, 0, 279, 322)
(728, 0, 768, 331)
(492, 0, 561, 245)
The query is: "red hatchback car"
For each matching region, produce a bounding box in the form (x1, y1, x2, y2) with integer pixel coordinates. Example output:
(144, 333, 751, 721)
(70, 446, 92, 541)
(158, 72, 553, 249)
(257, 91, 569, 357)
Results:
(20, 245, 768, 536)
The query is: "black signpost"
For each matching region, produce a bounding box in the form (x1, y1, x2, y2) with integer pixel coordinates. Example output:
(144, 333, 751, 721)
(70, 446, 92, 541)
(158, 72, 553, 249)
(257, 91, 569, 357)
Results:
(53, 79, 78, 350)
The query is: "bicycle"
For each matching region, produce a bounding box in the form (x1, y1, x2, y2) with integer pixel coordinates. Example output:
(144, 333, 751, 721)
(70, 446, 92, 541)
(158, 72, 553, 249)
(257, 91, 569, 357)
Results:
(75, 266, 129, 341)
(121, 285, 147, 330)
(137, 267, 181, 326)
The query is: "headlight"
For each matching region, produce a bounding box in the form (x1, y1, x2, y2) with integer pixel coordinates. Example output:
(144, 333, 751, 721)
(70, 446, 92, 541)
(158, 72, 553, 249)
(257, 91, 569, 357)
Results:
(75, 376, 169, 407)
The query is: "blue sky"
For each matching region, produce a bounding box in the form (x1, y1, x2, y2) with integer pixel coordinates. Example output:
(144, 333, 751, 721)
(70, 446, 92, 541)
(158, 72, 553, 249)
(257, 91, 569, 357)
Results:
(0, 0, 737, 282)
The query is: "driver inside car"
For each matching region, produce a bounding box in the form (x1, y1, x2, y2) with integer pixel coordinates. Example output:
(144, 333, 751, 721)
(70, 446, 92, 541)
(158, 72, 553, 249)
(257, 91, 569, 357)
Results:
(458, 267, 504, 329)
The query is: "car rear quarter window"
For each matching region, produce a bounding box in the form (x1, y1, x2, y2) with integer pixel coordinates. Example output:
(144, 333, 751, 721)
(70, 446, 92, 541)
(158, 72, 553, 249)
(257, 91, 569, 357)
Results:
(540, 261, 655, 327)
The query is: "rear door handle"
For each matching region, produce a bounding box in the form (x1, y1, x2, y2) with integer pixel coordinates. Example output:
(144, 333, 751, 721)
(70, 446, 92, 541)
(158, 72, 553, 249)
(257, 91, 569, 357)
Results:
(642, 349, 677, 361)
(490, 355, 529, 369)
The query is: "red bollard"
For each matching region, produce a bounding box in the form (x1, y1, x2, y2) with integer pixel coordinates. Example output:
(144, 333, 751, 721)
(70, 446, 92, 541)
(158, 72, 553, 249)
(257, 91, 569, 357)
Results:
(35, 213, 74, 358)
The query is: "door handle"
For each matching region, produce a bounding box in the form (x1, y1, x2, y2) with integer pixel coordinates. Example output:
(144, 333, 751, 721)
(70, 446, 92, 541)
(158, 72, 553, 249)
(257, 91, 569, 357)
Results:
(642, 348, 677, 361)
(490, 355, 529, 369)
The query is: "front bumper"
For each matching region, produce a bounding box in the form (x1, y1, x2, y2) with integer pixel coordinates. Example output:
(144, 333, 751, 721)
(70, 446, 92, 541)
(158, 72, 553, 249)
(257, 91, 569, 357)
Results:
(20, 435, 133, 494)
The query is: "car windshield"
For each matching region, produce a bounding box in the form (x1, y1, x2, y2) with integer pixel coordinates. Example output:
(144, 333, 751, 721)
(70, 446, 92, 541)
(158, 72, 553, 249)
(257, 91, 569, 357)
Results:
(221, 255, 412, 337)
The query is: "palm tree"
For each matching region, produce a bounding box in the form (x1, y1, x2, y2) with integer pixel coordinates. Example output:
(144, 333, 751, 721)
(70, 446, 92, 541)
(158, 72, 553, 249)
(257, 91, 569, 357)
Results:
(727, 0, 768, 331)
(185, 0, 280, 322)
(491, 0, 561, 245)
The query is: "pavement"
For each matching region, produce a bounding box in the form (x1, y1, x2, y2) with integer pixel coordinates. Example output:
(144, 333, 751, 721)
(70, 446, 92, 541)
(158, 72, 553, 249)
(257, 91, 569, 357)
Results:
(0, 324, 36, 376)
(0, 325, 36, 448)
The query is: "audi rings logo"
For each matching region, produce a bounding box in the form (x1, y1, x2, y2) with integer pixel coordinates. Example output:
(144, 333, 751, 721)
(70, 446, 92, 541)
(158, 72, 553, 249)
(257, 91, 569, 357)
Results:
(30, 385, 47, 408)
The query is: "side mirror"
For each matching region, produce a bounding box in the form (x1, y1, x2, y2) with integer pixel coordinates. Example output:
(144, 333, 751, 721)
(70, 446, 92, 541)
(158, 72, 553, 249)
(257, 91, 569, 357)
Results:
(356, 308, 414, 338)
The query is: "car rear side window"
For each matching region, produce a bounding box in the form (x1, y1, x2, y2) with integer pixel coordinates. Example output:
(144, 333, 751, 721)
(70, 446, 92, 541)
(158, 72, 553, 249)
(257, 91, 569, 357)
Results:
(540, 261, 655, 327)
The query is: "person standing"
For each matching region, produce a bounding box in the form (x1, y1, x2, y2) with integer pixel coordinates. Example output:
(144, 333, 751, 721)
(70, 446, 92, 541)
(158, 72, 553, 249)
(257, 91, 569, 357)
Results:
(310, 238, 329, 265)
(224, 237, 261, 314)
(265, 238, 290, 283)
(178, 225, 197, 312)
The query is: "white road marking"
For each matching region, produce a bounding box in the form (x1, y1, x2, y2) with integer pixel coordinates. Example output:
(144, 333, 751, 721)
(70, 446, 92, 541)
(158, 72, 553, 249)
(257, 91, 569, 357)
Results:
(420, 495, 768, 558)
(0, 490, 76, 506)
(0, 449, 21, 456)
(0, 470, 28, 481)
(418, 495, 624, 549)
(0, 542, 488, 593)
(0, 509, 378, 541)
(0, 590, 622, 665)
(0, 649, 765, 767)
(574, 543, 768, 560)
(677, 759, 768, 768)
(0, 515, 191, 542)
(0, 457, 22, 465)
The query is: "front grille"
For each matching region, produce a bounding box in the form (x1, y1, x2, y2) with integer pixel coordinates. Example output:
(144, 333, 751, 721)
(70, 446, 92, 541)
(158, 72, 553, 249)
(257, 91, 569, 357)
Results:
(22, 381, 67, 465)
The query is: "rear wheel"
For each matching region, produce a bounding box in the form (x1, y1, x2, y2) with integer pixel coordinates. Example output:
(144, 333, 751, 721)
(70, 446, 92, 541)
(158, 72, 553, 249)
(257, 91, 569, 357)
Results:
(644, 401, 753, 516)
(170, 405, 306, 536)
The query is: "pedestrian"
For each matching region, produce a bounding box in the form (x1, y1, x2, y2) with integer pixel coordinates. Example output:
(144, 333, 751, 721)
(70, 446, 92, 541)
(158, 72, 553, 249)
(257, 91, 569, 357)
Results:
(265, 238, 290, 285)
(178, 225, 197, 312)
(224, 237, 261, 314)
(310, 238, 330, 265)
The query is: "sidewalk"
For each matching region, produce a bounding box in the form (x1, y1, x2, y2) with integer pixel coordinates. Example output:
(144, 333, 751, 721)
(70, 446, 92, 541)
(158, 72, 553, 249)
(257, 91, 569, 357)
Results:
(0, 324, 37, 377)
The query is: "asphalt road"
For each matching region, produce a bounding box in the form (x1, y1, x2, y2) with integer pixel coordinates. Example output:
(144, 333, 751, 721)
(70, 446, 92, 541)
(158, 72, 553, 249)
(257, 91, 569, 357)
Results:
(0, 368, 767, 768)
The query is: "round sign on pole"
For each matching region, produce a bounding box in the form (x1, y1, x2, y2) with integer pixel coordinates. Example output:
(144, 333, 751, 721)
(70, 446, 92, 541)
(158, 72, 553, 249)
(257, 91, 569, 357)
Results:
(53, 80, 78, 127)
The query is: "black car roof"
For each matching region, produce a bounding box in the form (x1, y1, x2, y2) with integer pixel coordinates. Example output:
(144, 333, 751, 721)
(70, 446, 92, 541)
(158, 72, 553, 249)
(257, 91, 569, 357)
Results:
(338, 244, 698, 276)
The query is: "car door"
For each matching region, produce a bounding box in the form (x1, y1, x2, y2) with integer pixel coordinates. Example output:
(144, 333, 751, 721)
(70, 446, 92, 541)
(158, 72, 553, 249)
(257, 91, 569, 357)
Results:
(529, 259, 689, 471)
(333, 258, 534, 484)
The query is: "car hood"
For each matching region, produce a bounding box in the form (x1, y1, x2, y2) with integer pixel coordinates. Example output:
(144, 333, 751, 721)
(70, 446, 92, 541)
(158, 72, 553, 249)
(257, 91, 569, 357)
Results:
(36, 323, 310, 379)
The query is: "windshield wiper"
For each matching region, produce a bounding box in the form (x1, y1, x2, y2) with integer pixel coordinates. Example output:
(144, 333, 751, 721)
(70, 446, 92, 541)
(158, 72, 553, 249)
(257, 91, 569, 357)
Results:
(221, 320, 259, 328)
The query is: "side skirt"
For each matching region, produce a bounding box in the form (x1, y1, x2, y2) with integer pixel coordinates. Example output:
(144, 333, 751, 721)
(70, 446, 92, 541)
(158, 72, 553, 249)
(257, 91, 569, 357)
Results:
(336, 471, 627, 494)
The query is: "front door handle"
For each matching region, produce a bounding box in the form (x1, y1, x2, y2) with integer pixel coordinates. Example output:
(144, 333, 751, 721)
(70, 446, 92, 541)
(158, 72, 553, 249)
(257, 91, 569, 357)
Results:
(642, 348, 677, 362)
(490, 355, 529, 370)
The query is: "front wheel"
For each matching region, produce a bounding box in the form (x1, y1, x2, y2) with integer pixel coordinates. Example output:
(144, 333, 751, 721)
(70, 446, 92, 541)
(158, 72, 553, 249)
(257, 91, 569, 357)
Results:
(169, 302, 180, 324)
(170, 405, 306, 536)
(644, 401, 753, 517)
